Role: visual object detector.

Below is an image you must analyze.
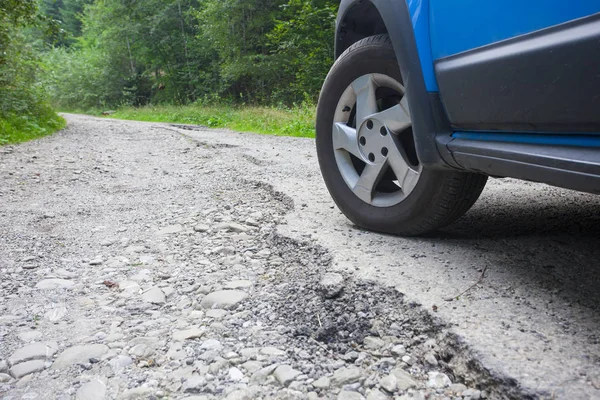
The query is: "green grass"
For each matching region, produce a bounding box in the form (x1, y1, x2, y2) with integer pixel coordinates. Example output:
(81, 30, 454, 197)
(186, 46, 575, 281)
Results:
(104, 104, 316, 138)
(0, 107, 66, 145)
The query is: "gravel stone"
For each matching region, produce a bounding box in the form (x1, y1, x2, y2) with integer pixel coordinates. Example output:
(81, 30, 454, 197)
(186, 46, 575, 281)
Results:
(366, 390, 389, 400)
(35, 279, 75, 290)
(379, 374, 397, 393)
(331, 366, 361, 387)
(391, 369, 417, 391)
(141, 286, 166, 304)
(9, 360, 46, 378)
(8, 342, 57, 366)
(228, 367, 244, 381)
(200, 290, 248, 309)
(75, 377, 107, 400)
(172, 328, 205, 342)
(462, 388, 482, 399)
(318, 272, 344, 298)
(337, 391, 365, 400)
(312, 376, 330, 389)
(108, 355, 133, 372)
(260, 347, 286, 357)
(52, 344, 109, 370)
(363, 336, 385, 350)
(391, 345, 406, 357)
(157, 224, 183, 235)
(426, 371, 452, 388)
(274, 365, 302, 386)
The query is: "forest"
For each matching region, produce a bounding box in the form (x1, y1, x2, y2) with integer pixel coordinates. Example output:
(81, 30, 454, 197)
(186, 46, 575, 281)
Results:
(0, 0, 338, 143)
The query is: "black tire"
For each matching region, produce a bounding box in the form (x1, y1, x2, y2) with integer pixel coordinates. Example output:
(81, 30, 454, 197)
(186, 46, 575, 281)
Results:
(316, 35, 487, 236)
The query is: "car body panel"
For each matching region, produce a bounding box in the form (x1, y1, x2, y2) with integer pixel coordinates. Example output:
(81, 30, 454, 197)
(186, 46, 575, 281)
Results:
(333, 0, 600, 193)
(429, 0, 600, 59)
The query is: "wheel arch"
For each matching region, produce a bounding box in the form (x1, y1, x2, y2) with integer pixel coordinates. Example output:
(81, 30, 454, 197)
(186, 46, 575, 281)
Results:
(335, 0, 457, 169)
(335, 1, 388, 59)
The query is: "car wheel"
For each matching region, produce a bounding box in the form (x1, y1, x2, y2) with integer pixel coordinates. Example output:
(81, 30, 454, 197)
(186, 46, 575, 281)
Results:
(316, 35, 487, 235)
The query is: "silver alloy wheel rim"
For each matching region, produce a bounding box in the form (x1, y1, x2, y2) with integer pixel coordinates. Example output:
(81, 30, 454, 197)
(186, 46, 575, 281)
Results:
(332, 73, 422, 207)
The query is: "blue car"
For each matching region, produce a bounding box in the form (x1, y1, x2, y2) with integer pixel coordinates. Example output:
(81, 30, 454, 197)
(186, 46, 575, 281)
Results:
(316, 0, 600, 235)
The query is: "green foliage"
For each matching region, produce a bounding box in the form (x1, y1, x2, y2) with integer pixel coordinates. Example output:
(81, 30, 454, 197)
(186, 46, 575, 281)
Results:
(0, 106, 65, 145)
(41, 46, 128, 109)
(40, 0, 338, 109)
(0, 0, 65, 145)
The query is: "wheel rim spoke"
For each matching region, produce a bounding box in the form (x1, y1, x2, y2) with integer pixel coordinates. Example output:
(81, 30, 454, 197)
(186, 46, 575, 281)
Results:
(373, 103, 411, 132)
(332, 122, 362, 159)
(351, 74, 378, 127)
(353, 161, 388, 203)
(387, 138, 419, 193)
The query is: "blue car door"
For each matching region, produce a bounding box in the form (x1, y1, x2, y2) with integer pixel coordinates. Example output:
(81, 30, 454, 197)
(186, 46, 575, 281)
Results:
(427, 0, 600, 135)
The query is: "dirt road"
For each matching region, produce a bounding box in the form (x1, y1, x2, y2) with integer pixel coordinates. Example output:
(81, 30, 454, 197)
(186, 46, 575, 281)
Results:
(1, 114, 599, 399)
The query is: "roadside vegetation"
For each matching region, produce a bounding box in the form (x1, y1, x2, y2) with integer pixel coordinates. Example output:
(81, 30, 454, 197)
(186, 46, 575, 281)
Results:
(0, 1, 65, 145)
(107, 104, 316, 138)
(1, 0, 336, 144)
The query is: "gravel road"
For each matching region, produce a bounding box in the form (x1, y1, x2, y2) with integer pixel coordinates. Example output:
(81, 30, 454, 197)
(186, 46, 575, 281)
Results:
(0, 114, 599, 400)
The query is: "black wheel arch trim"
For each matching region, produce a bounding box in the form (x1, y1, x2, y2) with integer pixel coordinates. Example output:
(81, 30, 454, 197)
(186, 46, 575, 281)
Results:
(335, 0, 457, 169)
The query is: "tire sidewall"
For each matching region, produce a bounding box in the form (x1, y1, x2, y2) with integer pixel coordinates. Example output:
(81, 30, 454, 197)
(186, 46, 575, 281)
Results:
(316, 38, 451, 233)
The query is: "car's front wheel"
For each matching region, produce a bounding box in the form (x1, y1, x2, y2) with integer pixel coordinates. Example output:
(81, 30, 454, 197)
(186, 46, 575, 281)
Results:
(316, 35, 487, 235)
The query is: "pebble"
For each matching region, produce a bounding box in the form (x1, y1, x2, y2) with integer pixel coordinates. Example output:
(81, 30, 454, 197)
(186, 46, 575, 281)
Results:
(200, 290, 248, 309)
(312, 376, 330, 389)
(273, 365, 301, 386)
(194, 224, 210, 232)
(121, 387, 154, 399)
(45, 305, 67, 322)
(331, 366, 361, 387)
(8, 342, 57, 366)
(35, 279, 75, 290)
(157, 224, 183, 235)
(424, 352, 438, 366)
(260, 347, 286, 357)
(450, 383, 468, 393)
(9, 360, 46, 379)
(391, 368, 417, 391)
(108, 355, 133, 372)
(391, 345, 406, 356)
(337, 391, 365, 400)
(318, 272, 344, 298)
(228, 367, 244, 381)
(75, 377, 107, 400)
(172, 328, 205, 341)
(462, 388, 482, 399)
(16, 330, 41, 343)
(363, 336, 385, 350)
(426, 371, 452, 388)
(250, 364, 278, 384)
(52, 344, 109, 370)
(223, 280, 253, 290)
(141, 286, 166, 304)
(366, 390, 389, 400)
(379, 374, 397, 393)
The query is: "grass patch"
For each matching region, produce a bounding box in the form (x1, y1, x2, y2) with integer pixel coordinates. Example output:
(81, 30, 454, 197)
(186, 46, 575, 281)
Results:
(104, 104, 316, 138)
(0, 107, 66, 146)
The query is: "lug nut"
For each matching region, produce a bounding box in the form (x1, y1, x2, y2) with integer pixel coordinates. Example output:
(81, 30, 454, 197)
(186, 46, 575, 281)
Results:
(381, 147, 388, 156)
(380, 126, 388, 136)
(366, 120, 374, 129)
(368, 153, 375, 162)
(359, 136, 366, 146)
